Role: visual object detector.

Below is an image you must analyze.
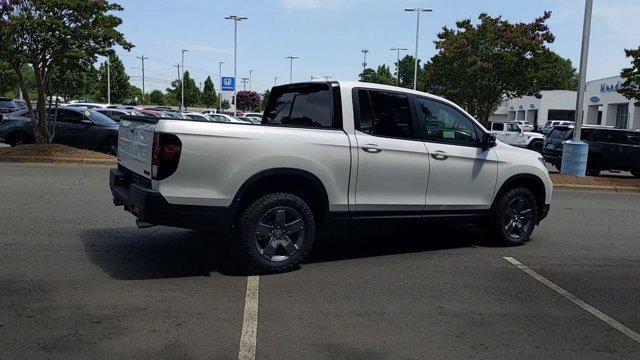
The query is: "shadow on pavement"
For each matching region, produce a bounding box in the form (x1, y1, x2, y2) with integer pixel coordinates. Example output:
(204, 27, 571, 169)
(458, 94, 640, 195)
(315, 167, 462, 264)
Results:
(81, 223, 487, 279)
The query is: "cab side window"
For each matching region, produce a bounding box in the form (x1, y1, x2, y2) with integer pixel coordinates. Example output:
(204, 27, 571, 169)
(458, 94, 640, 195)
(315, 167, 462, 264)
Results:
(507, 123, 520, 132)
(415, 97, 480, 146)
(356, 89, 415, 139)
(492, 123, 504, 131)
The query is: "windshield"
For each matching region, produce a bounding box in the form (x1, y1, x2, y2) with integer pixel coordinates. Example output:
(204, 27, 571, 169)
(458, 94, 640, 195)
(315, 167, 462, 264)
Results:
(86, 109, 118, 126)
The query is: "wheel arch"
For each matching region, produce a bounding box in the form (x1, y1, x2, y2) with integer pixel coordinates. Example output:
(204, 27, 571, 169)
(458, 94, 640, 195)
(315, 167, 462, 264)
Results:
(494, 173, 546, 221)
(6, 130, 34, 145)
(230, 168, 330, 226)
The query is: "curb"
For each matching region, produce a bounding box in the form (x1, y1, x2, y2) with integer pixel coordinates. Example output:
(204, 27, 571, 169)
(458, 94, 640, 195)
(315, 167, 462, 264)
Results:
(0, 156, 116, 166)
(554, 183, 640, 193)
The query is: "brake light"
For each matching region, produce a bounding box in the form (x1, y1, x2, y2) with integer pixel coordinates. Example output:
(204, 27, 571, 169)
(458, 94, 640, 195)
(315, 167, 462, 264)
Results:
(152, 133, 182, 180)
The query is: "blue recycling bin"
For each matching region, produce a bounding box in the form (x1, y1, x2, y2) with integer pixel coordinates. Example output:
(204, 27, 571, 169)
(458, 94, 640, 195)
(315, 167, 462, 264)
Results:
(560, 140, 589, 177)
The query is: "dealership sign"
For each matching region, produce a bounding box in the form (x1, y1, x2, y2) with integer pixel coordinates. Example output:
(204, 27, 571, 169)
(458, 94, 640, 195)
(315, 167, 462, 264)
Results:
(221, 77, 235, 91)
(600, 81, 621, 94)
(589, 96, 600, 103)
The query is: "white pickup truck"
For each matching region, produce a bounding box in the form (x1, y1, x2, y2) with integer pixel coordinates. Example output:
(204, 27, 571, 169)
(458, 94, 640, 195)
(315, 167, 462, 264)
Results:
(489, 121, 544, 152)
(110, 81, 552, 272)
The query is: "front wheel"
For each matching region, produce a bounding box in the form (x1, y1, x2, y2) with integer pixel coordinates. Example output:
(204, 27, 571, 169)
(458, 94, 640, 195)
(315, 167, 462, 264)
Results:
(528, 140, 543, 153)
(489, 188, 538, 246)
(7, 131, 32, 147)
(237, 193, 316, 273)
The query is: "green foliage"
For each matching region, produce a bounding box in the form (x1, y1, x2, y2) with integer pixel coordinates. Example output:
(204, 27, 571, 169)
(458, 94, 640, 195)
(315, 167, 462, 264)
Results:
(148, 90, 165, 105)
(47, 62, 97, 102)
(0, 0, 132, 143)
(94, 54, 131, 103)
(221, 99, 231, 110)
(236, 91, 261, 111)
(424, 12, 556, 125)
(531, 50, 579, 91)
(201, 76, 219, 109)
(166, 71, 201, 109)
(359, 65, 396, 86)
(397, 55, 424, 89)
(261, 89, 271, 111)
(620, 46, 640, 106)
(0, 60, 18, 96)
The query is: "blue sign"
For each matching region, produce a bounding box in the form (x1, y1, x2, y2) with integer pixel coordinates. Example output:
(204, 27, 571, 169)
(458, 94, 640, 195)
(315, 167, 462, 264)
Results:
(600, 81, 621, 94)
(221, 77, 235, 91)
(589, 96, 600, 103)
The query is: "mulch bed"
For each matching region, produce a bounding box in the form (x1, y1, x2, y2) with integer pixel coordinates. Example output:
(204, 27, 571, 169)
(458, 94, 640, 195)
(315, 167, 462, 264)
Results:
(0, 144, 115, 161)
(551, 173, 640, 188)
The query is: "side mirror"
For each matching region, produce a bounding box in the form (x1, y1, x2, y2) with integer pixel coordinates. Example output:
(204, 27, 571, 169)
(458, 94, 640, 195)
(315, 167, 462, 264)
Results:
(482, 133, 497, 149)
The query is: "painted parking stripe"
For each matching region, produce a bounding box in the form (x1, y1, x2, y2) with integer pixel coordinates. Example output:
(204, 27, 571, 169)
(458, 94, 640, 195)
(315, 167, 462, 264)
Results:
(238, 275, 260, 360)
(503, 257, 640, 344)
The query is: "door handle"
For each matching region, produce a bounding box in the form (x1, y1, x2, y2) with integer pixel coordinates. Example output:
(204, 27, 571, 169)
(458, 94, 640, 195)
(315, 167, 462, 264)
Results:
(362, 144, 383, 153)
(431, 150, 449, 160)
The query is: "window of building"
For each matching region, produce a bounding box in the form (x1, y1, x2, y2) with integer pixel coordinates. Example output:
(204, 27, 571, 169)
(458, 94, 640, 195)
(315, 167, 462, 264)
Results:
(415, 97, 480, 146)
(356, 89, 414, 139)
(264, 83, 333, 128)
(547, 109, 575, 121)
(616, 103, 629, 129)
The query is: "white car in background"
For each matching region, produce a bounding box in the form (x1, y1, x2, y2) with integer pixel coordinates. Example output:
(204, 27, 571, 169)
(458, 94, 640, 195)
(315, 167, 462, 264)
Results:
(516, 120, 534, 132)
(208, 113, 252, 123)
(183, 112, 212, 122)
(490, 121, 545, 152)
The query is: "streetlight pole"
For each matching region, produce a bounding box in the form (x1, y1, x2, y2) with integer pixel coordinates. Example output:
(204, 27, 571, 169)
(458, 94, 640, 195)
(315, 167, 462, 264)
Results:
(285, 56, 299, 83)
(561, 0, 593, 177)
(107, 56, 111, 104)
(274, 77, 278, 86)
(225, 15, 247, 116)
(405, 8, 432, 90)
(218, 61, 224, 110)
(241, 77, 249, 91)
(181, 49, 188, 111)
(136, 55, 147, 105)
(249, 69, 253, 91)
(390, 48, 407, 86)
(361, 49, 369, 74)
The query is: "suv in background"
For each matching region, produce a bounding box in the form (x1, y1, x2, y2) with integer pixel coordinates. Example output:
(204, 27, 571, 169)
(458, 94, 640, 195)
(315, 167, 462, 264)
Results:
(542, 121, 573, 135)
(515, 120, 534, 132)
(542, 126, 640, 177)
(0, 97, 20, 115)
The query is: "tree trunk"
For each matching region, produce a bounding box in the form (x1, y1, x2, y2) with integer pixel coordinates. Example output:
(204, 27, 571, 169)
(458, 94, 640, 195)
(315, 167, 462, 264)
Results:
(33, 64, 51, 144)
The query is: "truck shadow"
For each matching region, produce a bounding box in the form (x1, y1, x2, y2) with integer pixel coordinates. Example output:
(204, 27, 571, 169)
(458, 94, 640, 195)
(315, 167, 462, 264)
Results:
(80, 223, 489, 279)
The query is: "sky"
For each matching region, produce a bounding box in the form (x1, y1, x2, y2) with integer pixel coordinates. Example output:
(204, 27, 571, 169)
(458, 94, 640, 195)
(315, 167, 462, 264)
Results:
(111, 0, 640, 94)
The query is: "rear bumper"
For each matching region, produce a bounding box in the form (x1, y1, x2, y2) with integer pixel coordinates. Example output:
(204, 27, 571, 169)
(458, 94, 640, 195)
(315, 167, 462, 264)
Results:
(110, 168, 233, 232)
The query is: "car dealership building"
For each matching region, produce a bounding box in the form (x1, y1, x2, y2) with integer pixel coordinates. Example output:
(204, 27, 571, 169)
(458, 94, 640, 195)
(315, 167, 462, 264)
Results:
(490, 75, 639, 130)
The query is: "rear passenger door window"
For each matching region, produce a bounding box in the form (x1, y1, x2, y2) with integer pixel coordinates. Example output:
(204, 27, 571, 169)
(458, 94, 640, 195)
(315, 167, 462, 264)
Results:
(263, 83, 334, 128)
(414, 97, 480, 147)
(356, 89, 416, 140)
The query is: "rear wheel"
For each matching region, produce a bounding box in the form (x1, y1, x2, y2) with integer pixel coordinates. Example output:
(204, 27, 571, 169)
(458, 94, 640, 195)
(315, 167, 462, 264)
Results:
(6, 131, 32, 147)
(488, 187, 538, 246)
(99, 136, 118, 155)
(237, 193, 315, 273)
(586, 167, 601, 177)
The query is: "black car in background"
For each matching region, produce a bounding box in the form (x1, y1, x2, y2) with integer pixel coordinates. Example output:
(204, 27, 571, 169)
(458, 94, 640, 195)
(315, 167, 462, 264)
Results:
(543, 126, 640, 177)
(0, 97, 20, 114)
(0, 107, 119, 154)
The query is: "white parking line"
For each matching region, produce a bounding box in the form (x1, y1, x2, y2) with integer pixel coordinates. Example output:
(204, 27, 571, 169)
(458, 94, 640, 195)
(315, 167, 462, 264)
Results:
(238, 275, 260, 360)
(503, 257, 640, 344)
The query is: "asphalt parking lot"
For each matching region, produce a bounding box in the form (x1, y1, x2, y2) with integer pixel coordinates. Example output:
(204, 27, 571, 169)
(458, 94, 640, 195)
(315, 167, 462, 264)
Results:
(1, 162, 639, 359)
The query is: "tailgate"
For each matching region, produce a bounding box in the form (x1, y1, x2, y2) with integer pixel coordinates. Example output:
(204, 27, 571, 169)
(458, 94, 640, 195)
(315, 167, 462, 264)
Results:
(117, 117, 157, 178)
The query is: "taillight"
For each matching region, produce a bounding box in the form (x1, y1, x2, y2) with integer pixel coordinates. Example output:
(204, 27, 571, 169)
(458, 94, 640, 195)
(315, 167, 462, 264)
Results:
(152, 133, 182, 180)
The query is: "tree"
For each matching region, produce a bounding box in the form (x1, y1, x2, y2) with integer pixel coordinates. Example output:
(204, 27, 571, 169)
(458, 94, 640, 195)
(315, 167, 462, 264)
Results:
(359, 65, 396, 86)
(0, 0, 132, 144)
(619, 46, 640, 106)
(201, 76, 219, 109)
(531, 50, 579, 91)
(47, 62, 94, 102)
(424, 12, 556, 126)
(261, 89, 270, 111)
(236, 91, 261, 111)
(397, 55, 425, 90)
(0, 60, 18, 96)
(94, 54, 131, 103)
(166, 71, 200, 109)
(221, 99, 231, 110)
(148, 90, 165, 105)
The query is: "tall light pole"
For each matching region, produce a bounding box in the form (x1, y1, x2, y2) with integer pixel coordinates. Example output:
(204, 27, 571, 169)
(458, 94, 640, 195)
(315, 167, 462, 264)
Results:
(361, 49, 369, 74)
(274, 77, 278, 86)
(405, 8, 432, 90)
(241, 77, 249, 91)
(181, 49, 188, 111)
(106, 56, 111, 104)
(225, 15, 247, 116)
(390, 48, 407, 86)
(285, 56, 299, 83)
(561, 0, 594, 177)
(249, 69, 254, 91)
(218, 61, 224, 110)
(136, 55, 147, 105)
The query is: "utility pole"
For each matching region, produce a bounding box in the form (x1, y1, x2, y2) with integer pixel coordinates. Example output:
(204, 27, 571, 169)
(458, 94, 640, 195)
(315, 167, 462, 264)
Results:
(181, 49, 188, 111)
(405, 8, 432, 90)
(361, 49, 369, 74)
(285, 56, 299, 83)
(136, 55, 148, 105)
(218, 61, 224, 110)
(241, 77, 249, 91)
(249, 69, 254, 91)
(561, 0, 593, 177)
(107, 56, 111, 104)
(390, 48, 407, 86)
(274, 77, 278, 86)
(225, 15, 247, 116)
